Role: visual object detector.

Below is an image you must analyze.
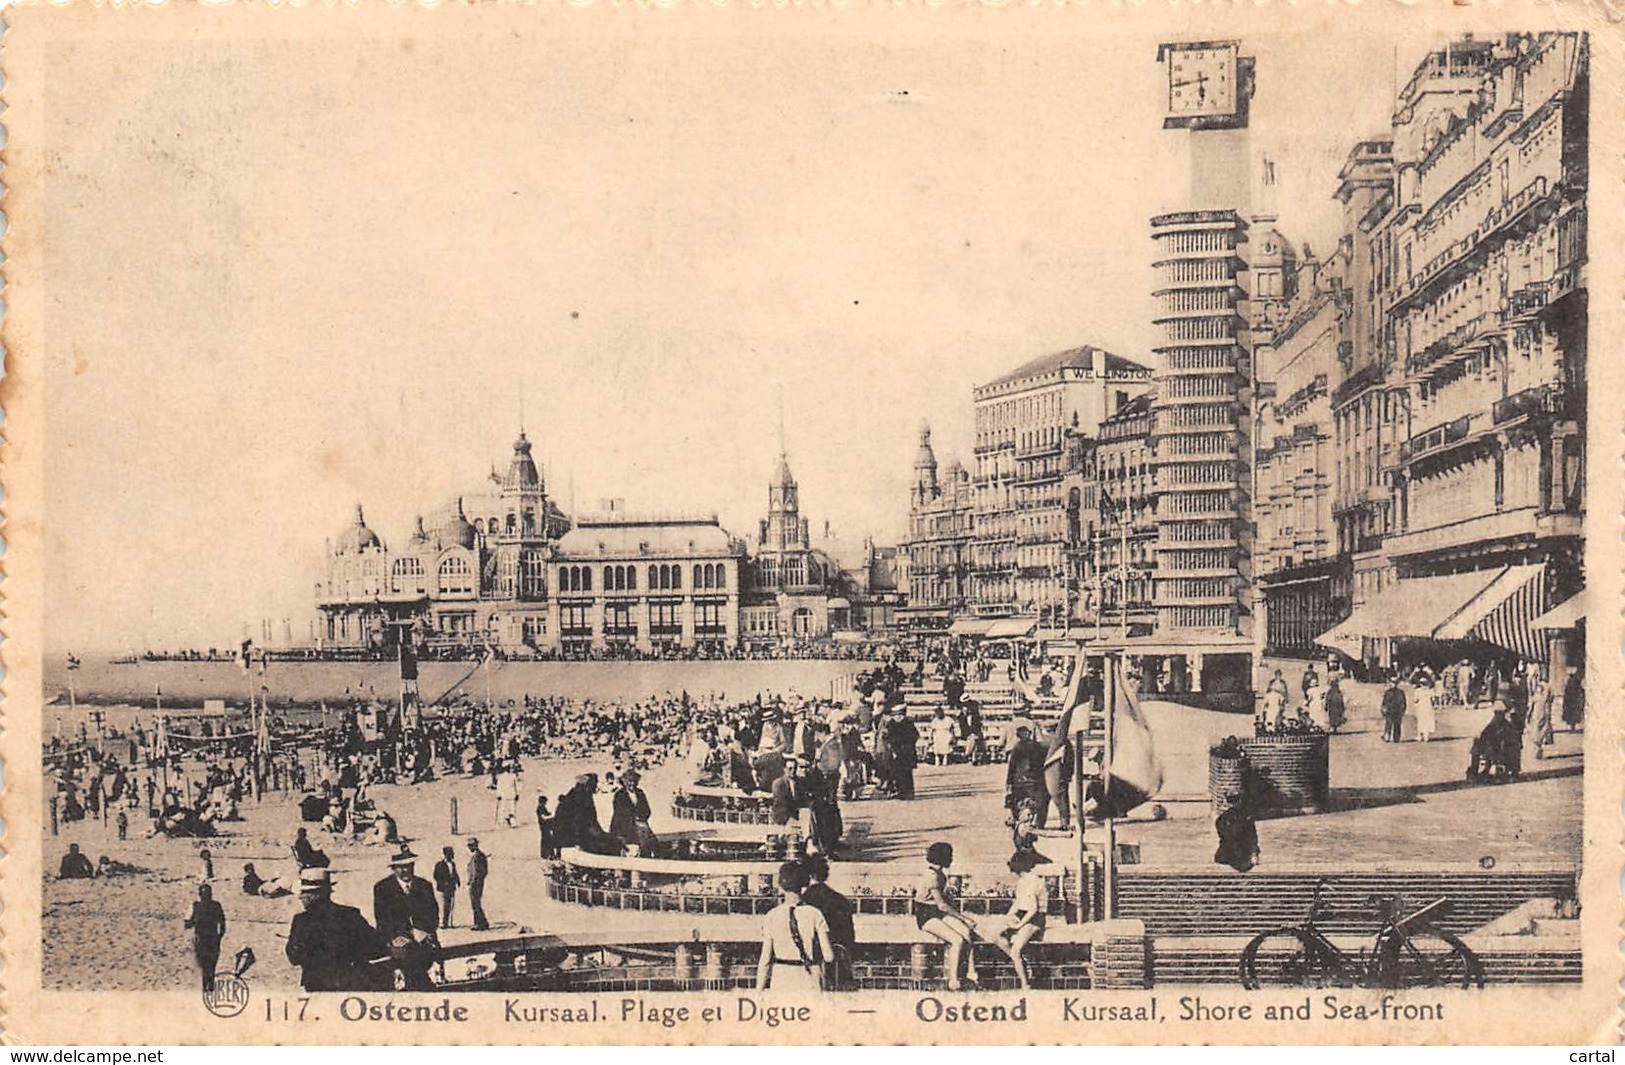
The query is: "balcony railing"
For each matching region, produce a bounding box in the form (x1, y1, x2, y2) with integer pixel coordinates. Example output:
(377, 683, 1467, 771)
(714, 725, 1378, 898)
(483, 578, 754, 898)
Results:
(1398, 176, 1552, 309)
(1508, 280, 1551, 320)
(1492, 383, 1565, 426)
(1400, 413, 1473, 463)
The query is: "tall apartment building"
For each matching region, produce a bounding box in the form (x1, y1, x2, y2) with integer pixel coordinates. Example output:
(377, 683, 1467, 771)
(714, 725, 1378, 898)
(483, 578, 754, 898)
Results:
(1324, 32, 1587, 673)
(1255, 243, 1348, 654)
(969, 346, 1152, 623)
(1063, 393, 1158, 636)
(1148, 211, 1254, 637)
(900, 425, 974, 630)
(1331, 138, 1403, 611)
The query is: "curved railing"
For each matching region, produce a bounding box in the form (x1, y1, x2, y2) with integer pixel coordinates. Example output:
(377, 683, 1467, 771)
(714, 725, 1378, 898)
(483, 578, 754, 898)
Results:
(542, 847, 1082, 919)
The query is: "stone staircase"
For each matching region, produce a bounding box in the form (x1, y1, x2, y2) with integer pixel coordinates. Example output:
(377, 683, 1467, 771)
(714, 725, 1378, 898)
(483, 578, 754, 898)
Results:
(1114, 867, 1578, 937)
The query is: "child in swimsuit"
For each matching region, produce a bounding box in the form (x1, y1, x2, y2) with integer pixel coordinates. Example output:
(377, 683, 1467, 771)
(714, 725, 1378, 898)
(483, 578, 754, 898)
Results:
(912, 842, 979, 990)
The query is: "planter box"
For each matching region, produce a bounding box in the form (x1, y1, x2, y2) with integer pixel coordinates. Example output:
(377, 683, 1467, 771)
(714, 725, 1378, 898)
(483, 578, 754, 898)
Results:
(1209, 733, 1330, 817)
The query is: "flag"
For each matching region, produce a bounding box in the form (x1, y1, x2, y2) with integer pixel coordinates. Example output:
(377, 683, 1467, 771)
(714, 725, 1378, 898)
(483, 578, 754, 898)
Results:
(398, 639, 419, 683)
(1048, 654, 1090, 766)
(239, 639, 253, 672)
(1097, 656, 1163, 818)
(1099, 487, 1117, 515)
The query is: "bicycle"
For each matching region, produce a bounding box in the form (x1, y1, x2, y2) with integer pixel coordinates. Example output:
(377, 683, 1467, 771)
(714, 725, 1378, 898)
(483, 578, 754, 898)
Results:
(1239, 880, 1485, 990)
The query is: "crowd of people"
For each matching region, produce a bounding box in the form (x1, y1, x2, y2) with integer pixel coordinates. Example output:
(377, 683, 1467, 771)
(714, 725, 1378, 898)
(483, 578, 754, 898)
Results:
(47, 635, 1590, 995)
(1257, 662, 1347, 736)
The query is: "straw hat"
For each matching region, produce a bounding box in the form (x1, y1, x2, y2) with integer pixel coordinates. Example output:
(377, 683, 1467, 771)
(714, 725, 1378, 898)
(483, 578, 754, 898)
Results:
(298, 868, 334, 891)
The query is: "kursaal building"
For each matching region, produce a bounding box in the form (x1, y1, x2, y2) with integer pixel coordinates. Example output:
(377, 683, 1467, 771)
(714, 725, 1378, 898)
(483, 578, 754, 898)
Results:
(315, 430, 901, 653)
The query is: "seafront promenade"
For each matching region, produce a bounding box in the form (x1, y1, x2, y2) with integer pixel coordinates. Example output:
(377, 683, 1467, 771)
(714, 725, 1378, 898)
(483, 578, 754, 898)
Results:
(42, 659, 1581, 990)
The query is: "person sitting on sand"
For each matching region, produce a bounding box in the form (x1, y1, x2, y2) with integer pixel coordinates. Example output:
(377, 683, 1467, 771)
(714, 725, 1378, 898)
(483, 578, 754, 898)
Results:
(97, 855, 141, 878)
(242, 862, 292, 898)
(58, 843, 96, 879)
(293, 827, 330, 869)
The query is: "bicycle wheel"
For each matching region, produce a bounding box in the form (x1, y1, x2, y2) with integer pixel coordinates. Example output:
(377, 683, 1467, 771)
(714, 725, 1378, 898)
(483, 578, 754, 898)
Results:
(1378, 929, 1486, 989)
(1239, 929, 1349, 989)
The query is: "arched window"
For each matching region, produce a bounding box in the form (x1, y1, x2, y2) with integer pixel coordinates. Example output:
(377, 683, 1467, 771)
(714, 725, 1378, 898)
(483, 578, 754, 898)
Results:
(693, 564, 703, 589)
(582, 567, 592, 592)
(627, 566, 637, 592)
(714, 565, 725, 590)
(390, 557, 425, 594)
(438, 555, 474, 596)
(521, 553, 547, 598)
(506, 513, 518, 536)
(488, 516, 499, 534)
(649, 565, 660, 589)
(607, 566, 620, 591)
(670, 565, 681, 591)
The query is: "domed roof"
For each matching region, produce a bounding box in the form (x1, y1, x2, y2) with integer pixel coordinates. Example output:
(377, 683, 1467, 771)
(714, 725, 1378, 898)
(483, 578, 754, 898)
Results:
(914, 423, 938, 472)
(503, 431, 542, 493)
(1253, 226, 1299, 268)
(335, 504, 382, 555)
(435, 498, 478, 551)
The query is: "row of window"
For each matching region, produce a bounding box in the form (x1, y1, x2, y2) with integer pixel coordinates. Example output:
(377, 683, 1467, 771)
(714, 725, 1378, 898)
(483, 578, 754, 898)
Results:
(558, 562, 731, 594)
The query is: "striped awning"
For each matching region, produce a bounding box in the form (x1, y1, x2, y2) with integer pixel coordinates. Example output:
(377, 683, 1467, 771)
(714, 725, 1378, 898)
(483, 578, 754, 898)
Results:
(947, 618, 994, 636)
(1531, 589, 1587, 630)
(986, 618, 1037, 639)
(1314, 566, 1547, 660)
(1317, 571, 1496, 648)
(1434, 564, 1547, 660)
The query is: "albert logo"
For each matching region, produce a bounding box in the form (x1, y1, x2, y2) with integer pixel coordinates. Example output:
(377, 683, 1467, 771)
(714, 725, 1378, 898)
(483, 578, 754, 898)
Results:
(202, 947, 256, 1018)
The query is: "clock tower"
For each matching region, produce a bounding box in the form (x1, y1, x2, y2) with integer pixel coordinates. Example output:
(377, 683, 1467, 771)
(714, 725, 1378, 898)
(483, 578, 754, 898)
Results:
(1147, 40, 1259, 685)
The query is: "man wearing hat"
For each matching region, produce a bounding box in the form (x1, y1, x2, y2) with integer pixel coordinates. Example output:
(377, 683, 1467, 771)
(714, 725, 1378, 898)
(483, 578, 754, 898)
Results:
(286, 868, 386, 992)
(1005, 722, 1048, 832)
(770, 755, 804, 826)
(432, 845, 460, 928)
(882, 706, 920, 800)
(465, 838, 490, 932)
(609, 770, 655, 854)
(373, 847, 439, 990)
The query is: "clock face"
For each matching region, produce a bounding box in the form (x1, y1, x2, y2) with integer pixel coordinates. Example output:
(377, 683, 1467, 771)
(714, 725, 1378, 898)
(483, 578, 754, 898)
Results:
(1167, 43, 1238, 119)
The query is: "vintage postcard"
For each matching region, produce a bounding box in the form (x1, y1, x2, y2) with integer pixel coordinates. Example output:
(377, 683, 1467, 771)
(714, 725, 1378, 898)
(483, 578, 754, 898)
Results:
(2, 0, 1619, 1045)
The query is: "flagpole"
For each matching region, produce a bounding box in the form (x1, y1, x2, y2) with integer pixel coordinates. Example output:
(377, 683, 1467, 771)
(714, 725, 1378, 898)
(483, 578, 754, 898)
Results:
(1071, 641, 1089, 922)
(1103, 652, 1118, 920)
(1120, 507, 1130, 639)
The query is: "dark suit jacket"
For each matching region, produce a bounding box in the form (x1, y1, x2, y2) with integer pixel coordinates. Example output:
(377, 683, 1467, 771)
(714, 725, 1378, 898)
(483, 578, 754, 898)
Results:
(770, 775, 801, 826)
(801, 881, 855, 949)
(432, 859, 459, 894)
(1006, 738, 1047, 789)
(373, 875, 438, 941)
(186, 899, 227, 944)
(609, 787, 652, 843)
(286, 900, 384, 992)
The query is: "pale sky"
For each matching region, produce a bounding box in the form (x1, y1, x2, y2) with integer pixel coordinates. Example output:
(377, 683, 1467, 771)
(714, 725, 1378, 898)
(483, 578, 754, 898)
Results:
(41, 18, 1441, 653)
